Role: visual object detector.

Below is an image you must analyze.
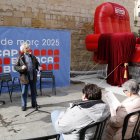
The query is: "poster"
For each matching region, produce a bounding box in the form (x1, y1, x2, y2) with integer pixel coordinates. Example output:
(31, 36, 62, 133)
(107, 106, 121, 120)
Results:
(0, 27, 71, 89)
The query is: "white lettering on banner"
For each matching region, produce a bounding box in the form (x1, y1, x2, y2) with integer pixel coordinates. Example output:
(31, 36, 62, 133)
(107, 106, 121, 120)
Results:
(3, 50, 10, 56)
(3, 66, 16, 73)
(48, 57, 53, 63)
(0, 49, 56, 73)
(0, 49, 18, 57)
(0, 39, 60, 47)
(2, 56, 55, 73)
(0, 38, 13, 45)
(17, 39, 60, 47)
(33, 40, 39, 47)
(11, 50, 18, 56)
(17, 40, 39, 47)
(16, 40, 24, 45)
(36, 57, 54, 63)
(42, 39, 60, 47)
(3, 66, 10, 73)
(115, 7, 125, 16)
(11, 57, 17, 64)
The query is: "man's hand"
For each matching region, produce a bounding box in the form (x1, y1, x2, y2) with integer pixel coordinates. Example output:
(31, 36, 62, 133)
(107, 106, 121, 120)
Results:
(21, 65, 26, 70)
(39, 66, 42, 71)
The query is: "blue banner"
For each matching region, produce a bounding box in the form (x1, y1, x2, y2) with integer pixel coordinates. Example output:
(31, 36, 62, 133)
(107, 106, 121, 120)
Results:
(0, 27, 71, 89)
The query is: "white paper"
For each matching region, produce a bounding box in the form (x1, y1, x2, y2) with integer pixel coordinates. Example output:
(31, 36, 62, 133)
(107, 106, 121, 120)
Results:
(104, 91, 121, 111)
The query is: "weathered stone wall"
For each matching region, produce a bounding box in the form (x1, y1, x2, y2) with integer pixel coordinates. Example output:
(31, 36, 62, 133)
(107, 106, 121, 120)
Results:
(0, 0, 135, 70)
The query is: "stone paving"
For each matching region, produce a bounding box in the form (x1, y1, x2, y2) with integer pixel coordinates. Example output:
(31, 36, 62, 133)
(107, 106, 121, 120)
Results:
(0, 83, 84, 140)
(0, 81, 127, 140)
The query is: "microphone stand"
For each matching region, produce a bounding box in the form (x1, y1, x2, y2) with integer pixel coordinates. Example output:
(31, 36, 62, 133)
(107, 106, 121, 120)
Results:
(25, 69, 50, 117)
(25, 103, 50, 117)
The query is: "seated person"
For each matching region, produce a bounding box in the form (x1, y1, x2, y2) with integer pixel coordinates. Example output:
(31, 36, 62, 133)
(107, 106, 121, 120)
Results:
(51, 84, 110, 140)
(103, 79, 140, 140)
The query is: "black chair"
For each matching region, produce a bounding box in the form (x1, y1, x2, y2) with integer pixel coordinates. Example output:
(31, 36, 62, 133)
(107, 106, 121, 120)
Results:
(79, 115, 110, 140)
(24, 134, 60, 140)
(122, 110, 140, 140)
(0, 73, 22, 102)
(0, 100, 5, 105)
(40, 70, 56, 95)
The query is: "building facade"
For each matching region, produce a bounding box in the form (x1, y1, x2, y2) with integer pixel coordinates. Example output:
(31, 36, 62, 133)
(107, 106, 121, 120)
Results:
(0, 0, 137, 70)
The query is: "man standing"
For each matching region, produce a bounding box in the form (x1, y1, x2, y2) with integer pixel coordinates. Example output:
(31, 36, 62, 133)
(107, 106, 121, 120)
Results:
(14, 42, 41, 111)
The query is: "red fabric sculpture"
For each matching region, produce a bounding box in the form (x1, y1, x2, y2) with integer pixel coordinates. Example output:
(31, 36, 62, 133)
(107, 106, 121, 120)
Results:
(97, 33, 135, 86)
(85, 2, 139, 86)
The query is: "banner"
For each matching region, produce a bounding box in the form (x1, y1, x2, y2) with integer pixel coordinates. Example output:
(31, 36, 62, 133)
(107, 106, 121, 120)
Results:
(0, 27, 71, 88)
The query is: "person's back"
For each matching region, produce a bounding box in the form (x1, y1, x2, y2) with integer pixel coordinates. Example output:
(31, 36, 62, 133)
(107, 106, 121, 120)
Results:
(51, 84, 110, 140)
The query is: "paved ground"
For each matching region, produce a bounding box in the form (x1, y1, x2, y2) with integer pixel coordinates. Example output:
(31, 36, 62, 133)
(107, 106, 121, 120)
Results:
(0, 83, 85, 140)
(0, 79, 127, 140)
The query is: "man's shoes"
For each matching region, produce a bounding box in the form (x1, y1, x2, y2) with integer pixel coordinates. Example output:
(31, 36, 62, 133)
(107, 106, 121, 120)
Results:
(32, 104, 40, 108)
(32, 105, 36, 108)
(22, 106, 26, 111)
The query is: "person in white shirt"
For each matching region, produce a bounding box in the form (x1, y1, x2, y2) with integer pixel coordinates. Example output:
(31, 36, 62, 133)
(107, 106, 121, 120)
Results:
(51, 84, 110, 140)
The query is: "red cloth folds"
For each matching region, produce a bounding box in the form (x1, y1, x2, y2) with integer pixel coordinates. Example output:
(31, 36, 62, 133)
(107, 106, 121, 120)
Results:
(97, 33, 136, 86)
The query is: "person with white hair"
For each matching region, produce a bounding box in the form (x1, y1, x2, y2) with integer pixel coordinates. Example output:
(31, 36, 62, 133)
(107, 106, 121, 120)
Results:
(103, 79, 140, 140)
(14, 42, 41, 111)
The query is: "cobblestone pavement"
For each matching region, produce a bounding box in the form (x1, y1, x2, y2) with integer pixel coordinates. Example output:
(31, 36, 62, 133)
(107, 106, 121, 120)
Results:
(0, 81, 127, 140)
(0, 83, 84, 140)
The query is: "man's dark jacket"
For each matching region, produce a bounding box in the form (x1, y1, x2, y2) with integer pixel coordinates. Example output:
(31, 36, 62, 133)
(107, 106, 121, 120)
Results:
(14, 54, 40, 84)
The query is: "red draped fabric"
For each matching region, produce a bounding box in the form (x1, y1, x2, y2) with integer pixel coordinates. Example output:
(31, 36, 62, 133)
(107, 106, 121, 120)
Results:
(97, 33, 136, 86)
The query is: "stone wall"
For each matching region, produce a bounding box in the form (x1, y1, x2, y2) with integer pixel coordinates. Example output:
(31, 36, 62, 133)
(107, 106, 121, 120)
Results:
(0, 0, 136, 71)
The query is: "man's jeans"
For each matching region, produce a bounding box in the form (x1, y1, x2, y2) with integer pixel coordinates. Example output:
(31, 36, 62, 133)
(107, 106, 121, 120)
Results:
(51, 110, 64, 140)
(21, 80, 37, 107)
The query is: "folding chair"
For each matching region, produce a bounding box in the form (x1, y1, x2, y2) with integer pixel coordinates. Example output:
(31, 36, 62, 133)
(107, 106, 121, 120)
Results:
(0, 73, 22, 102)
(39, 70, 56, 95)
(0, 100, 5, 105)
(122, 110, 140, 140)
(79, 115, 110, 140)
(24, 134, 60, 140)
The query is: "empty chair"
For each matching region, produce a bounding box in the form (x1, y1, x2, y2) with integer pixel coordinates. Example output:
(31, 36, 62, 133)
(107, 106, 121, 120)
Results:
(0, 100, 5, 105)
(122, 110, 140, 140)
(39, 70, 56, 95)
(79, 115, 110, 140)
(0, 73, 22, 102)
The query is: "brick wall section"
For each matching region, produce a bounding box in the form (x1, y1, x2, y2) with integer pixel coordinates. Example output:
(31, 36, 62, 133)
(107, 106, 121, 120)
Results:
(0, 0, 135, 70)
